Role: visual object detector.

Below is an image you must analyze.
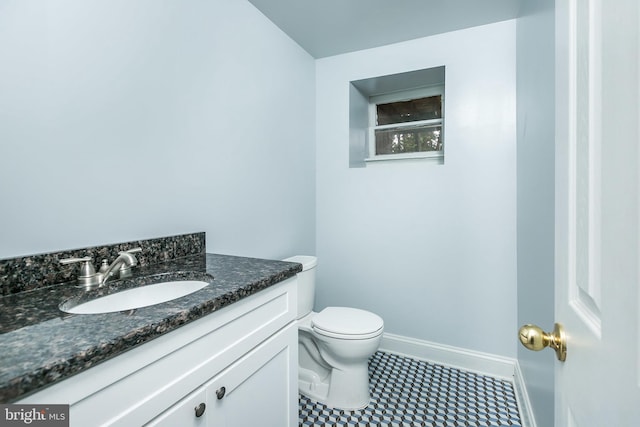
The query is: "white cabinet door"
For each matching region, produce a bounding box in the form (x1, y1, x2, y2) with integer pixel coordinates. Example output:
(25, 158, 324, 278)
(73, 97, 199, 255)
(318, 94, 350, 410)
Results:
(207, 323, 298, 427)
(145, 388, 207, 427)
(145, 323, 297, 427)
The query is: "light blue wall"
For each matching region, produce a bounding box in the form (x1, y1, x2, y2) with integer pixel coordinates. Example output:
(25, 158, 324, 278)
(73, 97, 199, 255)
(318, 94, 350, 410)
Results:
(0, 4, 557, 405)
(0, 0, 316, 260)
(315, 21, 518, 357)
(516, 1, 555, 426)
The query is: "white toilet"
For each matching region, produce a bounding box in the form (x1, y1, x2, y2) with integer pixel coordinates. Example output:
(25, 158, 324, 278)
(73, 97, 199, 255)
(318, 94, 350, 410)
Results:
(284, 255, 384, 410)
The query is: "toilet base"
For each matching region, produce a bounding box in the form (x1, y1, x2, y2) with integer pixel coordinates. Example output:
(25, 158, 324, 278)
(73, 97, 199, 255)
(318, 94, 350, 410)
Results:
(298, 363, 371, 410)
(298, 367, 330, 404)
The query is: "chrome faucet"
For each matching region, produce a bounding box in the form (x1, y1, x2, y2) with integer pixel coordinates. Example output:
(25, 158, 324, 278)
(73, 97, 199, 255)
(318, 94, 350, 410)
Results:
(60, 247, 142, 289)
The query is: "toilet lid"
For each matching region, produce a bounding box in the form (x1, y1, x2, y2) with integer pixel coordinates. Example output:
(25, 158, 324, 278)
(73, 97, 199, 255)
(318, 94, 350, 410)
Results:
(312, 307, 384, 338)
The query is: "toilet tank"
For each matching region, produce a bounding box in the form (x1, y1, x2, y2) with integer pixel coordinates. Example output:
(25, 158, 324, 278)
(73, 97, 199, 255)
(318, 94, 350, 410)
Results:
(283, 255, 317, 319)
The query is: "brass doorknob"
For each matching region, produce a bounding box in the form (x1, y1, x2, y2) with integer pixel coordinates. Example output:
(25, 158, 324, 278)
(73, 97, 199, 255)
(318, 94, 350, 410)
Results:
(518, 323, 567, 362)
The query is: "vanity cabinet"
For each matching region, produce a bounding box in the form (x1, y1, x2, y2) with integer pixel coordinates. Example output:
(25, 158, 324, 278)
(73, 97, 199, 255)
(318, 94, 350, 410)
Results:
(19, 277, 298, 427)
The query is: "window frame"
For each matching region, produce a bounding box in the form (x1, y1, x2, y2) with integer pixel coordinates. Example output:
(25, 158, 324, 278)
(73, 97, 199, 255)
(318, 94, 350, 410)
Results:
(366, 85, 445, 162)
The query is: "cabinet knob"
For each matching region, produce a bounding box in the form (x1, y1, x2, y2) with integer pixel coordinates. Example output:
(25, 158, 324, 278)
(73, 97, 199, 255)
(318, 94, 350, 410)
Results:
(216, 386, 226, 400)
(194, 402, 206, 418)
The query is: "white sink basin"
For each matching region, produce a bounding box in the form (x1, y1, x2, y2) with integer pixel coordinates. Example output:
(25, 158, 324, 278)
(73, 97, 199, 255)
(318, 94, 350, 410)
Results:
(61, 280, 210, 314)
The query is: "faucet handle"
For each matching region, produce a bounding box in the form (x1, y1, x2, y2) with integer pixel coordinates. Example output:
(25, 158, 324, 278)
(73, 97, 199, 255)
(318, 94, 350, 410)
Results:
(121, 247, 142, 254)
(116, 247, 142, 278)
(60, 256, 101, 288)
(118, 247, 142, 266)
(119, 247, 142, 261)
(60, 256, 93, 265)
(60, 256, 96, 276)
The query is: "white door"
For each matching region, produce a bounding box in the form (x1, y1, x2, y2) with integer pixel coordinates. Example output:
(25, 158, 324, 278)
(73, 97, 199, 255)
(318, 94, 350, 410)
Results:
(555, 0, 640, 425)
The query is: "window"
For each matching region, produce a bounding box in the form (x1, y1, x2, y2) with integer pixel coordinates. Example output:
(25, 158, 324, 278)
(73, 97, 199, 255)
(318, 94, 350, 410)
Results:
(367, 85, 444, 161)
(349, 65, 445, 167)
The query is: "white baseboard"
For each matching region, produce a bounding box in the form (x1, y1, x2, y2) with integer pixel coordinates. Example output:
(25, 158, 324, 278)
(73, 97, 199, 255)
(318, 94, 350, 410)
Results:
(513, 361, 537, 427)
(379, 332, 516, 379)
(379, 332, 536, 427)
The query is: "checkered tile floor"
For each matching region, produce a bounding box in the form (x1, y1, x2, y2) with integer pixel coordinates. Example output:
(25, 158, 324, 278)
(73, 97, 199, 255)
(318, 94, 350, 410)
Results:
(299, 351, 522, 427)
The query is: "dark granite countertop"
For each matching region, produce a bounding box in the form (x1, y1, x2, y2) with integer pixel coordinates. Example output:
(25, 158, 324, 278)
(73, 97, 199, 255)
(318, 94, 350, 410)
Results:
(0, 253, 301, 403)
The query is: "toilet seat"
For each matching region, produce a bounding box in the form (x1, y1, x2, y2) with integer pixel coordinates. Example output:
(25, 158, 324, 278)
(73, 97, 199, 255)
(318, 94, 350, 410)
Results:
(312, 307, 384, 340)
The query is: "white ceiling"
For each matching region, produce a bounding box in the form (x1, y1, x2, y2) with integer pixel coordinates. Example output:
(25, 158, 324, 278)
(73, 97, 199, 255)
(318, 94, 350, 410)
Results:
(247, 0, 523, 58)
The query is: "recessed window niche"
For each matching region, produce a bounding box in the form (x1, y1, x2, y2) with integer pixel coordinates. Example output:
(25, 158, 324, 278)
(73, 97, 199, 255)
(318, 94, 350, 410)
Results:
(349, 66, 446, 168)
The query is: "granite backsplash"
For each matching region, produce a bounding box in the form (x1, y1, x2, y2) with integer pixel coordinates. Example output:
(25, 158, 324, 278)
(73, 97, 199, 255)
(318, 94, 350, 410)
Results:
(0, 232, 206, 296)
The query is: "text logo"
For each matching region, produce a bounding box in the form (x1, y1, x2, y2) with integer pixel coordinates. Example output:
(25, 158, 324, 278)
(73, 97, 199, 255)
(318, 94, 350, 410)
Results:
(0, 405, 69, 427)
